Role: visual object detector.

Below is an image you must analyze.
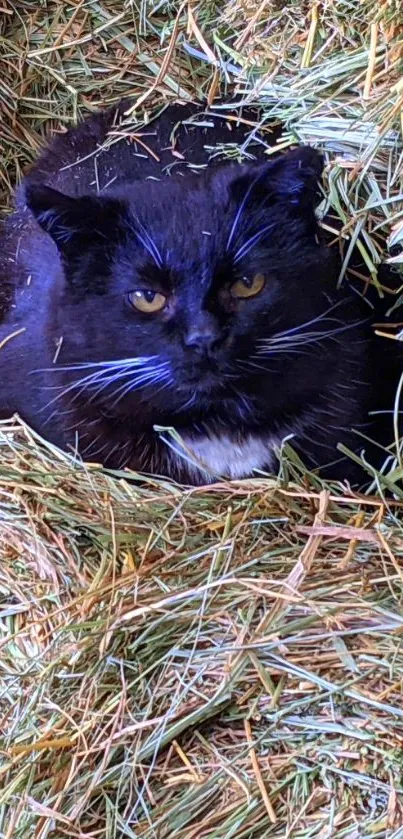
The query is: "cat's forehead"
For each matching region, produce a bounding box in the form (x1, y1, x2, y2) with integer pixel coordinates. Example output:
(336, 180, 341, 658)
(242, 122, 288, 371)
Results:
(120, 176, 235, 268)
(115, 159, 312, 284)
(129, 172, 232, 226)
(128, 168, 272, 252)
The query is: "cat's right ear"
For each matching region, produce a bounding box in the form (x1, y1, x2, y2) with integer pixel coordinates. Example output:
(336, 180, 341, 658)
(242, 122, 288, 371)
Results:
(228, 147, 324, 212)
(24, 184, 124, 254)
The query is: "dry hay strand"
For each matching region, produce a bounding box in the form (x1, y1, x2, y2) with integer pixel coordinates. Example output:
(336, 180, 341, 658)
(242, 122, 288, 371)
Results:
(2, 420, 403, 836)
(1, 0, 403, 287)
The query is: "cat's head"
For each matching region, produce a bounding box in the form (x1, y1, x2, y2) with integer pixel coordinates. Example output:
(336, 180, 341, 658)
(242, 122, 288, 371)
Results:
(25, 147, 336, 423)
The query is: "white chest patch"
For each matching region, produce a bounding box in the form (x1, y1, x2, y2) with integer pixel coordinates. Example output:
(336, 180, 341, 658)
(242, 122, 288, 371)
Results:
(176, 433, 279, 480)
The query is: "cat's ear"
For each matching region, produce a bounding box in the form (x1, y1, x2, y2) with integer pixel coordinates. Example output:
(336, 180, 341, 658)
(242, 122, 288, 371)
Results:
(230, 146, 324, 209)
(24, 184, 125, 253)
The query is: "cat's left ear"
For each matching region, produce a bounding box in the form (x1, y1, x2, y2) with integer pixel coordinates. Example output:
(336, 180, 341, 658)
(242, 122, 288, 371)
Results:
(230, 146, 324, 210)
(24, 183, 125, 255)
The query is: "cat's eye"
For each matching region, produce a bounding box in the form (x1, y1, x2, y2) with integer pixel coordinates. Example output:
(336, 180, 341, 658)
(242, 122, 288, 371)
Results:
(230, 272, 266, 299)
(128, 290, 167, 313)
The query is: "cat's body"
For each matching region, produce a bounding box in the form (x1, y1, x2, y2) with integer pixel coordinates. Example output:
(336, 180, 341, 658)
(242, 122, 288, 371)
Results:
(0, 102, 399, 485)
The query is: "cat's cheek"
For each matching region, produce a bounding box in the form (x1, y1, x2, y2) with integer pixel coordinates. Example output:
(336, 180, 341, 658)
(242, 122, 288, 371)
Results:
(223, 334, 235, 351)
(218, 288, 237, 312)
(160, 296, 177, 320)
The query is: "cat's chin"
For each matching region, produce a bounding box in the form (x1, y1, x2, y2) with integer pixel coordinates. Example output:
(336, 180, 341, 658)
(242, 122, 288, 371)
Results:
(175, 372, 227, 398)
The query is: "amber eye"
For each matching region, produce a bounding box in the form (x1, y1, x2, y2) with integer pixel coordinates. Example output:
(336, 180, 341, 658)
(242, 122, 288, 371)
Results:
(128, 290, 167, 313)
(230, 272, 266, 299)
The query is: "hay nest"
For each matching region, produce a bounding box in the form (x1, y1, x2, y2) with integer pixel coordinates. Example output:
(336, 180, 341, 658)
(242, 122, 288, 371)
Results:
(2, 2, 403, 836)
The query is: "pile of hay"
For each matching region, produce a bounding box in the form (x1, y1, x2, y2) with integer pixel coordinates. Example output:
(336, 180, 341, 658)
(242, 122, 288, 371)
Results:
(2, 2, 403, 836)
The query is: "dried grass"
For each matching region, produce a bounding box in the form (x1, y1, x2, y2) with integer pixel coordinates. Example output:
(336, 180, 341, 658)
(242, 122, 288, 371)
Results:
(2, 419, 403, 837)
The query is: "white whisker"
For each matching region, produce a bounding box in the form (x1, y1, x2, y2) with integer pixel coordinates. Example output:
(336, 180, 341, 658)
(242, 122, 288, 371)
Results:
(226, 168, 267, 251)
(33, 355, 160, 374)
(88, 363, 169, 404)
(256, 318, 368, 356)
(236, 358, 275, 374)
(40, 367, 122, 411)
(109, 367, 171, 408)
(38, 357, 169, 413)
(80, 433, 102, 456)
(233, 223, 274, 263)
(267, 299, 351, 341)
(132, 217, 162, 267)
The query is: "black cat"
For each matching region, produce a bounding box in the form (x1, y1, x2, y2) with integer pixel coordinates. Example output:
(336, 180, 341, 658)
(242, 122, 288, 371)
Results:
(0, 102, 399, 485)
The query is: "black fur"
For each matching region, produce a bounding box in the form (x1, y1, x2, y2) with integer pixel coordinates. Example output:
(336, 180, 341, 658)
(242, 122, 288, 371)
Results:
(0, 102, 400, 485)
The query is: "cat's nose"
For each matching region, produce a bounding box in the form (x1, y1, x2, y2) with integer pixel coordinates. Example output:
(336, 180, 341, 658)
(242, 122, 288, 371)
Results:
(184, 320, 220, 354)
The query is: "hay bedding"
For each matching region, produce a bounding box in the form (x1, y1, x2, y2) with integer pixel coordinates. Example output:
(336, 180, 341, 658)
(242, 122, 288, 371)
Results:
(2, 2, 403, 836)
